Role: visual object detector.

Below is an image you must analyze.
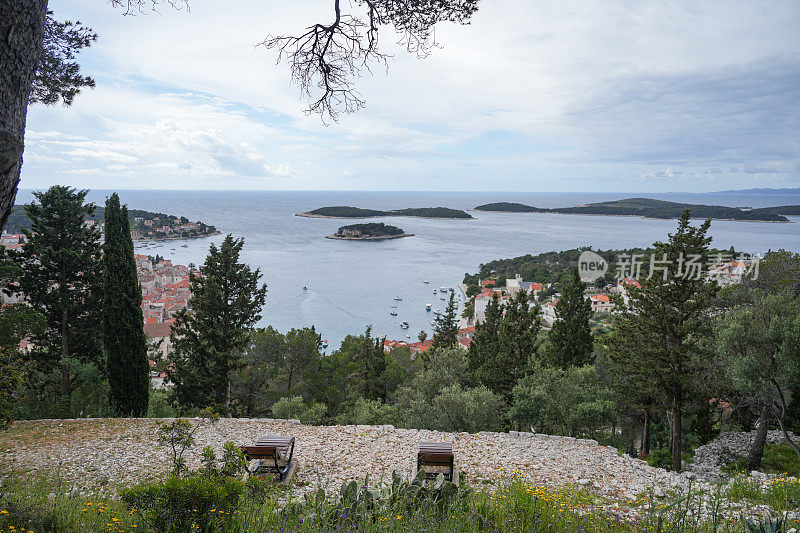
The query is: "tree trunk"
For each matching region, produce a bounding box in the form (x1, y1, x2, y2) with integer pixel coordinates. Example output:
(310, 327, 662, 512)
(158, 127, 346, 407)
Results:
(0, 0, 48, 231)
(60, 307, 70, 397)
(672, 396, 682, 472)
(641, 408, 651, 456)
(745, 404, 771, 471)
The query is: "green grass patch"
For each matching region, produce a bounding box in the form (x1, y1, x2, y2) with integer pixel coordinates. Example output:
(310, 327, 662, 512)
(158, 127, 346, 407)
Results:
(724, 474, 800, 510)
(1, 472, 798, 532)
(722, 443, 800, 476)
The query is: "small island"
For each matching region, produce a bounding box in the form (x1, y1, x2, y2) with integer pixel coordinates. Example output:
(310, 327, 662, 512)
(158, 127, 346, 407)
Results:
(298, 206, 473, 219)
(326, 223, 414, 240)
(474, 198, 799, 222)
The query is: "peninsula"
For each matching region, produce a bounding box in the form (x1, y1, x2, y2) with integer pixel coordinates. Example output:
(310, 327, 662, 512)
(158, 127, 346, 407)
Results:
(298, 206, 473, 219)
(326, 223, 413, 240)
(6, 204, 219, 241)
(474, 198, 799, 222)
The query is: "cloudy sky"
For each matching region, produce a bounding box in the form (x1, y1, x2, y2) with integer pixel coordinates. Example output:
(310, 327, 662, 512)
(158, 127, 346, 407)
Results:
(21, 0, 800, 192)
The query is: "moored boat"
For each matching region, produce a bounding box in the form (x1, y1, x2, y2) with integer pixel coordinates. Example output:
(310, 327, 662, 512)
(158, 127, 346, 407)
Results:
(426, 303, 432, 311)
(400, 321, 409, 329)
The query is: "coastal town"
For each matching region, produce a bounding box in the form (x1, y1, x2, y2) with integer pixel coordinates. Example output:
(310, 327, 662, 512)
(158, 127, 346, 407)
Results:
(381, 254, 755, 356)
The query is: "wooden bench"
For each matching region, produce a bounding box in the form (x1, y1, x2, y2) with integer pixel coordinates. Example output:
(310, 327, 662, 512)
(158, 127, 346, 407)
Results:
(417, 442, 454, 482)
(240, 435, 295, 482)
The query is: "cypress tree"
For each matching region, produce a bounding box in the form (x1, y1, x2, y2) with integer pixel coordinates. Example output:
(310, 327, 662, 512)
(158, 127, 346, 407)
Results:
(14, 186, 103, 410)
(168, 235, 267, 414)
(103, 193, 150, 416)
(432, 292, 459, 350)
(548, 266, 594, 368)
(608, 210, 718, 471)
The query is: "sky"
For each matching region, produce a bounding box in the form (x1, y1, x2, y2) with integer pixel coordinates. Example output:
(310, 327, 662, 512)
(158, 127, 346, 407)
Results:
(21, 0, 800, 192)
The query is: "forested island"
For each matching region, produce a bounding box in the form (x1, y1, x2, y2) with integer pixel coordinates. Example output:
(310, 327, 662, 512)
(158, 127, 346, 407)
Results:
(474, 198, 799, 222)
(298, 206, 473, 219)
(326, 222, 413, 240)
(6, 204, 218, 241)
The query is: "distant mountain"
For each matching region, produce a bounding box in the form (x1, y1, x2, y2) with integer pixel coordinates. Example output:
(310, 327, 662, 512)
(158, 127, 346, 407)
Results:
(474, 198, 798, 222)
(712, 187, 800, 194)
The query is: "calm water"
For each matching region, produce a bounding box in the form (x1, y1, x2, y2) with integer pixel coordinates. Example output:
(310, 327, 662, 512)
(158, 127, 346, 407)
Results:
(15, 189, 800, 349)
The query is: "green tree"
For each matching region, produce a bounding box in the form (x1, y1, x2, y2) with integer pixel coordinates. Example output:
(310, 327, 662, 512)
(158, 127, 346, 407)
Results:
(548, 267, 594, 368)
(418, 330, 427, 343)
(467, 294, 501, 382)
(469, 291, 540, 400)
(168, 235, 267, 414)
(432, 293, 459, 350)
(497, 290, 541, 388)
(339, 326, 387, 401)
(511, 364, 615, 437)
(716, 292, 800, 468)
(607, 211, 718, 471)
(102, 193, 149, 416)
(12, 186, 102, 406)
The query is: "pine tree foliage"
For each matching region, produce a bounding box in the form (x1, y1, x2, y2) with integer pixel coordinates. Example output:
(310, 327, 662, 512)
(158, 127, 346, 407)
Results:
(548, 266, 594, 368)
(607, 210, 718, 471)
(102, 193, 149, 416)
(432, 292, 459, 350)
(168, 235, 267, 414)
(12, 186, 102, 400)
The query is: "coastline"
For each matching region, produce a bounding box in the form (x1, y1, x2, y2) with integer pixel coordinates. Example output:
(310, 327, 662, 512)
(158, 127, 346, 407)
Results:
(469, 210, 792, 223)
(133, 230, 221, 242)
(325, 233, 415, 241)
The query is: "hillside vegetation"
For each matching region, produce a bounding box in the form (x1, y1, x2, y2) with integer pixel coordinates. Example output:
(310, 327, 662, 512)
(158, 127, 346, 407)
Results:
(474, 197, 798, 221)
(300, 205, 473, 219)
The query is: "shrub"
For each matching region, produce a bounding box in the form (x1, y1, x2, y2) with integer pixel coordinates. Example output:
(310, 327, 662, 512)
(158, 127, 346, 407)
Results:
(647, 448, 674, 470)
(338, 398, 398, 425)
(122, 473, 244, 531)
(271, 396, 326, 424)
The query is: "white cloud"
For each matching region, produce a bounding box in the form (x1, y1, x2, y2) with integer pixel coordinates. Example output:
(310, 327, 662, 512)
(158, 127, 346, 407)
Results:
(21, 0, 800, 192)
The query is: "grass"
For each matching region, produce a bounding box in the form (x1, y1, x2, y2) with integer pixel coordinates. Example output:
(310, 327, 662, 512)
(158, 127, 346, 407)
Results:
(722, 444, 800, 476)
(1, 471, 799, 532)
(724, 474, 800, 510)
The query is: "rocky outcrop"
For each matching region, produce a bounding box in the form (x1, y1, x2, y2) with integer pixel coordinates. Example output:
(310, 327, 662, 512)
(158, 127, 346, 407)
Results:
(688, 430, 797, 480)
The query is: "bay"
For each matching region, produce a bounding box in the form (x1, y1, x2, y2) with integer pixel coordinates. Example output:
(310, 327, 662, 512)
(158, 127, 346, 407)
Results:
(14, 189, 800, 350)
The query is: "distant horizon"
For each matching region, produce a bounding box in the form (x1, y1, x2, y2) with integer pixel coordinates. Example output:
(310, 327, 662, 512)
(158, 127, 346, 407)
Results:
(15, 186, 800, 195)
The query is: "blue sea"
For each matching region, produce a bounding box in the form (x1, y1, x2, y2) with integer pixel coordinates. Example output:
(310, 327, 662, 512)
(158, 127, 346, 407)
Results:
(14, 189, 800, 349)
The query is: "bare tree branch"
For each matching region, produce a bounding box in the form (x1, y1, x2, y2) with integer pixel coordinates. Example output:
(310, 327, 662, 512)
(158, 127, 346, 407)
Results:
(261, 0, 479, 122)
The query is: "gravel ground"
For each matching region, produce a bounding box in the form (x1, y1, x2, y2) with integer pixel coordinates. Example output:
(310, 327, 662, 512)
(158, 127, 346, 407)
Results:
(1, 418, 688, 502)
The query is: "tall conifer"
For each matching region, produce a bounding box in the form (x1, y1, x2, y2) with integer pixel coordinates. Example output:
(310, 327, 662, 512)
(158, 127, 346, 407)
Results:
(168, 235, 267, 413)
(103, 193, 150, 416)
(548, 266, 594, 368)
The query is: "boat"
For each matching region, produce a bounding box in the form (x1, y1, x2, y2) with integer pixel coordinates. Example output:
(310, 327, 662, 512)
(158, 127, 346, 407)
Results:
(423, 280, 430, 284)
(390, 304, 397, 308)
(426, 303, 432, 311)
(440, 297, 446, 301)
(303, 286, 307, 291)
(390, 311, 398, 316)
(400, 321, 409, 329)
(433, 309, 441, 315)
(394, 296, 403, 301)
(181, 244, 188, 248)
(430, 321, 437, 327)
(405, 335, 411, 339)
(322, 340, 328, 349)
